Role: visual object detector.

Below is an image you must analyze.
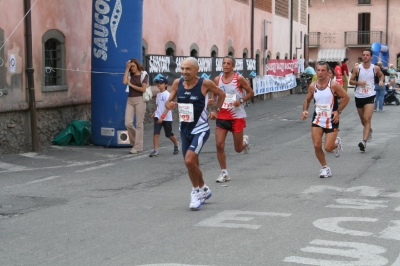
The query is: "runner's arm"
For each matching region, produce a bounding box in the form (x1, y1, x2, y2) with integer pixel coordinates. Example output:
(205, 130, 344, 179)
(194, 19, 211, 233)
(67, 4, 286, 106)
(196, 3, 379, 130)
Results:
(238, 76, 254, 102)
(331, 81, 350, 123)
(349, 66, 362, 86)
(165, 79, 179, 110)
(204, 79, 225, 110)
(301, 83, 314, 120)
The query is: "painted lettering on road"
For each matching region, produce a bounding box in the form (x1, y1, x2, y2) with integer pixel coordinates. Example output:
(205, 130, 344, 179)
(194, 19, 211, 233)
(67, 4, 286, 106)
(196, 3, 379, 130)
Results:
(378, 220, 400, 241)
(283, 239, 388, 265)
(326, 198, 388, 210)
(303, 185, 384, 197)
(196, 210, 291, 229)
(313, 217, 377, 237)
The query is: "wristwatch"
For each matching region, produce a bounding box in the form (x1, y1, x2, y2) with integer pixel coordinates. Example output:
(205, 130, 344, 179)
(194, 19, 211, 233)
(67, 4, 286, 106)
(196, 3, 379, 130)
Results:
(216, 107, 220, 112)
(338, 110, 342, 114)
(239, 98, 244, 103)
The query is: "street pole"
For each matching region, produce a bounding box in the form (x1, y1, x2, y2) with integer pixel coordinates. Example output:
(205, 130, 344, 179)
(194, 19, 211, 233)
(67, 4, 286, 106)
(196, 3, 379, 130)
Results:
(24, 0, 39, 152)
(290, 0, 293, 59)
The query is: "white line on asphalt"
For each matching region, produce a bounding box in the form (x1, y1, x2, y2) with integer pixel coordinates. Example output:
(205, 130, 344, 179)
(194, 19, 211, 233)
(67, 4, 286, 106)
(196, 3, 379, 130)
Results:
(25, 176, 61, 184)
(20, 152, 54, 159)
(0, 162, 30, 171)
(75, 163, 115, 173)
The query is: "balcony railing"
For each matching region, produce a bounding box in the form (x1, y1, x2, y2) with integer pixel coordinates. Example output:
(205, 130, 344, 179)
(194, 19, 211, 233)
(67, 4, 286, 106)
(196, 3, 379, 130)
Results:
(344, 31, 383, 47)
(308, 32, 321, 47)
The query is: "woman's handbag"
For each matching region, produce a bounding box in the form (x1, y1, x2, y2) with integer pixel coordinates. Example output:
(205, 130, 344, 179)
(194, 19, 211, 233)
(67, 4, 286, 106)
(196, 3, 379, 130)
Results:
(141, 71, 152, 102)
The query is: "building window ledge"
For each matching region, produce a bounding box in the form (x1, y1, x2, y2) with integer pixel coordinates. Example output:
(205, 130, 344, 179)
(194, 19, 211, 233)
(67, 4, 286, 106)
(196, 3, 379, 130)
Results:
(41, 85, 68, 92)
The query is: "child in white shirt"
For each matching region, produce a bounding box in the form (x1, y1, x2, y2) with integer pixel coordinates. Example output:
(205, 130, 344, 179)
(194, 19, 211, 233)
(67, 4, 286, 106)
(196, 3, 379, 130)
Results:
(149, 77, 179, 157)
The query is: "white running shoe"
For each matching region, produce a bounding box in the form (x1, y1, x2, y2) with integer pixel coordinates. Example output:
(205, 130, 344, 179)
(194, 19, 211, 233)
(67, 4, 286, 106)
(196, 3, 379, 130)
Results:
(319, 167, 332, 178)
(216, 171, 230, 183)
(334, 137, 343, 157)
(201, 186, 212, 204)
(189, 190, 202, 210)
(243, 135, 250, 154)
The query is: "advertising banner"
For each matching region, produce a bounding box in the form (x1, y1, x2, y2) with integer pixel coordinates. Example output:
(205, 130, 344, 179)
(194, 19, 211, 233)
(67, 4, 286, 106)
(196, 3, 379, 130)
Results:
(146, 55, 257, 85)
(266, 59, 299, 76)
(253, 74, 297, 96)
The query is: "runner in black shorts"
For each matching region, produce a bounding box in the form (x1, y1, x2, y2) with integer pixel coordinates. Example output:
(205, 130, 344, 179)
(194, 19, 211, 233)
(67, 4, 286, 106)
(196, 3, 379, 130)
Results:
(350, 48, 384, 152)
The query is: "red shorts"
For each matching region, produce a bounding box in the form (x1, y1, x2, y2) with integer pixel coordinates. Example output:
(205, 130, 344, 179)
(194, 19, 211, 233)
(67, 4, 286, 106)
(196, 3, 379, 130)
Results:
(216, 118, 246, 133)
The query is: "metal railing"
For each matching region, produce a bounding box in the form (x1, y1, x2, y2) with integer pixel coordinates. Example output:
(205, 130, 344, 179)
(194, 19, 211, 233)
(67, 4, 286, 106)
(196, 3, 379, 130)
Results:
(344, 31, 383, 46)
(308, 32, 321, 47)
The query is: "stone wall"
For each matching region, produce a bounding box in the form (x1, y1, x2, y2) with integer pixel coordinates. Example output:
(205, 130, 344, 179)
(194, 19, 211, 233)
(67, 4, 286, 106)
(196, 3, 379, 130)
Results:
(0, 104, 91, 154)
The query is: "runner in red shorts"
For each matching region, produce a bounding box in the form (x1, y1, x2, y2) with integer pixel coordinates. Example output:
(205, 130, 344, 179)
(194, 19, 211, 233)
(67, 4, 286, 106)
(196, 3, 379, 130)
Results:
(209, 56, 254, 182)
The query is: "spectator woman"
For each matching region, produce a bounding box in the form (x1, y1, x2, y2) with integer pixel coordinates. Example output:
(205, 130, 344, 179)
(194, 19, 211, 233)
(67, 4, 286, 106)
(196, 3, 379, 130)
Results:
(122, 58, 149, 154)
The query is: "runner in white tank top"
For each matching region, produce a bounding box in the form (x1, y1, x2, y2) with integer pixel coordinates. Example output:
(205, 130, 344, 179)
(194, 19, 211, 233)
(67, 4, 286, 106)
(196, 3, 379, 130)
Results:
(312, 79, 338, 129)
(349, 48, 385, 152)
(301, 61, 350, 178)
(210, 56, 254, 183)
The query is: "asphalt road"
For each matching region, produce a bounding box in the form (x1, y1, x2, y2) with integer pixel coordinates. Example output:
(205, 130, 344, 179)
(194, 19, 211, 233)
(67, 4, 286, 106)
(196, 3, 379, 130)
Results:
(1, 90, 400, 266)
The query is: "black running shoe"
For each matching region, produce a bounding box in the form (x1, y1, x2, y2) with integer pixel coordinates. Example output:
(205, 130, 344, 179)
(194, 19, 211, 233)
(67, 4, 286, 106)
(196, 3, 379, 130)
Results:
(358, 141, 366, 152)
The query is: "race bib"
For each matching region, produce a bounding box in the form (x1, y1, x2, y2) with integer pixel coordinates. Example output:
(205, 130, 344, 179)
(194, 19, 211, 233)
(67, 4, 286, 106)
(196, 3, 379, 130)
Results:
(315, 103, 332, 118)
(356, 82, 373, 94)
(222, 93, 237, 109)
(178, 103, 194, 122)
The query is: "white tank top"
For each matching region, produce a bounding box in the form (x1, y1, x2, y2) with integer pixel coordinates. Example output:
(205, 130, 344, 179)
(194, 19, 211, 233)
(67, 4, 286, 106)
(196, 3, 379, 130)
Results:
(312, 79, 338, 129)
(355, 64, 376, 98)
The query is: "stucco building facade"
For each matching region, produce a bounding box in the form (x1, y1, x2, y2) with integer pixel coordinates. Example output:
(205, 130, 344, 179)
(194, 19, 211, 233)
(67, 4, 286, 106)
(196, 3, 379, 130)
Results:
(308, 0, 400, 69)
(0, 0, 307, 154)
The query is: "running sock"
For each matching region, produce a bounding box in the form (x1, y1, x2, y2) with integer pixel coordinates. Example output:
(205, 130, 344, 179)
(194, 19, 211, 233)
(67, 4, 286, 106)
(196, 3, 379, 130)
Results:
(322, 165, 328, 168)
(201, 184, 208, 191)
(222, 169, 228, 175)
(193, 187, 199, 191)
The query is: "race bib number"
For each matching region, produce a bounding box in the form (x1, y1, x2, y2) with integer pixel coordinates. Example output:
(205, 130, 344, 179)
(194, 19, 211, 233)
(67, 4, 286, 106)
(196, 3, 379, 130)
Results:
(315, 103, 332, 118)
(178, 103, 194, 122)
(222, 93, 237, 109)
(356, 82, 372, 94)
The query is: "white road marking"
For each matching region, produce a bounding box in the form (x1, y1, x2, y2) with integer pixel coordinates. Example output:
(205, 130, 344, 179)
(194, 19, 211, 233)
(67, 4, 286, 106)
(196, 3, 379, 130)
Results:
(392, 253, 400, 266)
(196, 210, 291, 229)
(25, 176, 61, 184)
(0, 162, 30, 171)
(378, 220, 400, 241)
(387, 191, 400, 198)
(303, 185, 385, 197)
(75, 163, 115, 173)
(326, 198, 388, 210)
(284, 239, 388, 265)
(20, 152, 53, 159)
(313, 217, 377, 237)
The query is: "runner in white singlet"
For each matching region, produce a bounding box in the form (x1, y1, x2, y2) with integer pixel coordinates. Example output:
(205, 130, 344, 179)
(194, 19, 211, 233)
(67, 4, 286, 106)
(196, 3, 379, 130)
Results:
(349, 48, 385, 152)
(301, 61, 350, 178)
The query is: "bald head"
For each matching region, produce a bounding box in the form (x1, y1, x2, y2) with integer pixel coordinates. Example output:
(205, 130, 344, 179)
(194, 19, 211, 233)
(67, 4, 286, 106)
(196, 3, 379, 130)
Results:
(183, 57, 199, 68)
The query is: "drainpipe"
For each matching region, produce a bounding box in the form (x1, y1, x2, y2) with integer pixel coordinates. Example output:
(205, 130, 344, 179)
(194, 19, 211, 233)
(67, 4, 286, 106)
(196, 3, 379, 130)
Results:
(386, 0, 389, 44)
(290, 0, 293, 59)
(250, 0, 254, 58)
(24, 0, 39, 152)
